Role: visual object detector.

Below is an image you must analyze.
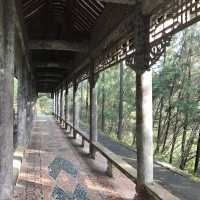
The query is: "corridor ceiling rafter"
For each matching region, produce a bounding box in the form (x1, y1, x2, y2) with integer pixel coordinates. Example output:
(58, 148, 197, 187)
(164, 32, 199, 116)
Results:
(21, 0, 200, 92)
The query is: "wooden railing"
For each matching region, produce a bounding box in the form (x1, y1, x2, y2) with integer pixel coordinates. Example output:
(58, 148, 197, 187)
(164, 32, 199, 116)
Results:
(54, 113, 180, 200)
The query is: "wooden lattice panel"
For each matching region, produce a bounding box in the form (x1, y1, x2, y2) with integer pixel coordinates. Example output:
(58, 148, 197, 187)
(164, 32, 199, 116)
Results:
(75, 0, 200, 83)
(95, 37, 135, 73)
(150, 0, 200, 43)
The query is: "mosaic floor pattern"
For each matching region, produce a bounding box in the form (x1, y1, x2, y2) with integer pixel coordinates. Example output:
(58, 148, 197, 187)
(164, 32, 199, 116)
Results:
(14, 116, 136, 200)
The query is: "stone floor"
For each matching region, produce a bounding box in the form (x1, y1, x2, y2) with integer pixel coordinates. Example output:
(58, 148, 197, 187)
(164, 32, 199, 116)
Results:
(14, 116, 136, 200)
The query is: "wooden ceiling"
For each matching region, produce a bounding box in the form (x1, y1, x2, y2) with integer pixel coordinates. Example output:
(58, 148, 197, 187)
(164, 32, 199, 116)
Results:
(22, 0, 106, 92)
(22, 0, 163, 93)
(23, 0, 105, 39)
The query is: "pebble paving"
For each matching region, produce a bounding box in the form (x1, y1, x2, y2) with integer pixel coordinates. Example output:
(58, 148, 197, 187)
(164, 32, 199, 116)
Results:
(48, 157, 78, 180)
(14, 115, 136, 200)
(51, 186, 73, 200)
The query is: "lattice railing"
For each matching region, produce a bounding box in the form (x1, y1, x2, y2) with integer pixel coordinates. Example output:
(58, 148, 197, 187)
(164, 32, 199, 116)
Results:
(95, 36, 135, 73)
(150, 0, 200, 44)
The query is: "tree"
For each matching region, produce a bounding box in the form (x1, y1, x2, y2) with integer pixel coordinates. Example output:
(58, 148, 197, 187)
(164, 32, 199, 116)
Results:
(117, 62, 124, 140)
(101, 72, 105, 132)
(194, 131, 200, 174)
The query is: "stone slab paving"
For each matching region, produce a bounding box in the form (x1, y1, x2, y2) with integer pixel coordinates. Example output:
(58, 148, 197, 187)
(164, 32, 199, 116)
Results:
(79, 126, 200, 200)
(14, 116, 136, 200)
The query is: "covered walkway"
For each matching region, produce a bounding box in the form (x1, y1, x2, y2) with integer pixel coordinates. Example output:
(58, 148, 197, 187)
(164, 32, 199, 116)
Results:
(14, 116, 136, 200)
(1, 0, 200, 199)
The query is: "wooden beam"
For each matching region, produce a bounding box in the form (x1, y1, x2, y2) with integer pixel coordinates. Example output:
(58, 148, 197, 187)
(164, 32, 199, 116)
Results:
(69, 7, 136, 77)
(38, 89, 54, 93)
(56, 1, 166, 89)
(100, 0, 165, 14)
(29, 40, 89, 53)
(36, 74, 63, 78)
(100, 0, 136, 5)
(36, 68, 68, 75)
(15, 0, 31, 71)
(37, 79, 59, 83)
(34, 62, 71, 69)
(24, 1, 46, 19)
(142, 0, 165, 14)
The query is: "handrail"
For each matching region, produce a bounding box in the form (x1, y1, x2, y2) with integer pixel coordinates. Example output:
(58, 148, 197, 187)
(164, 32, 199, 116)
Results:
(53, 113, 180, 200)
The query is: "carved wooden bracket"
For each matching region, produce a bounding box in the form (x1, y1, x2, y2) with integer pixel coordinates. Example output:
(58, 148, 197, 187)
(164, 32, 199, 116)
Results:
(126, 3, 150, 72)
(149, 36, 172, 66)
(126, 3, 172, 72)
(89, 61, 99, 87)
(73, 78, 79, 92)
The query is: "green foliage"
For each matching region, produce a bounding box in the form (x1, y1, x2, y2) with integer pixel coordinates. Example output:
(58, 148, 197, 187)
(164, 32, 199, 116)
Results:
(37, 94, 53, 115)
(75, 23, 200, 177)
(153, 24, 200, 175)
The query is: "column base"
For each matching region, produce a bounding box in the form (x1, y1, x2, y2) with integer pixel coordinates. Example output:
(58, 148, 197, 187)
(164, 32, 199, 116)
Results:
(81, 138, 85, 147)
(106, 160, 113, 177)
(89, 145, 96, 159)
(136, 184, 153, 200)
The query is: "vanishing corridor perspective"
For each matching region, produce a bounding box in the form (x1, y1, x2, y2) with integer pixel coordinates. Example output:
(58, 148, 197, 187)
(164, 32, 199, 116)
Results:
(14, 116, 136, 200)
(0, 0, 200, 200)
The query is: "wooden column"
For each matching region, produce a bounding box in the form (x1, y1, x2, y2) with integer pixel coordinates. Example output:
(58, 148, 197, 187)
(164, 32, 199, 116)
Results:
(58, 90, 60, 120)
(136, 70, 153, 184)
(25, 71, 32, 144)
(17, 60, 27, 147)
(54, 92, 56, 115)
(89, 63, 98, 159)
(134, 4, 153, 191)
(72, 79, 79, 138)
(65, 85, 69, 129)
(28, 83, 34, 133)
(60, 86, 63, 123)
(30, 90, 37, 127)
(54, 91, 57, 116)
(0, 0, 15, 199)
(56, 91, 59, 120)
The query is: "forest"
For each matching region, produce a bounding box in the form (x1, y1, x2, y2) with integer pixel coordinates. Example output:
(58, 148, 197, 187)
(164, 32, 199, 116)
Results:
(66, 23, 200, 178)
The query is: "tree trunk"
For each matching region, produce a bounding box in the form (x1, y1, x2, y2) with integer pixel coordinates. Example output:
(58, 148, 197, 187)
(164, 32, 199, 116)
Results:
(117, 62, 124, 141)
(169, 108, 179, 163)
(101, 73, 105, 132)
(155, 96, 164, 154)
(169, 70, 186, 163)
(161, 76, 176, 153)
(86, 81, 89, 122)
(180, 65, 191, 170)
(132, 123, 136, 146)
(80, 83, 83, 119)
(180, 127, 197, 170)
(194, 131, 200, 174)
